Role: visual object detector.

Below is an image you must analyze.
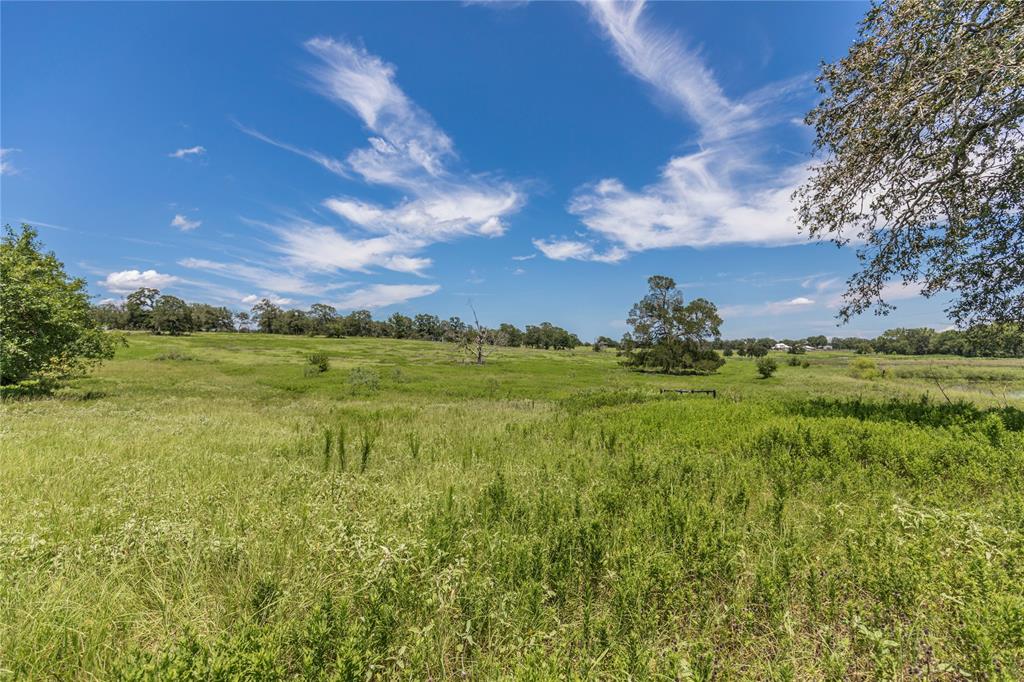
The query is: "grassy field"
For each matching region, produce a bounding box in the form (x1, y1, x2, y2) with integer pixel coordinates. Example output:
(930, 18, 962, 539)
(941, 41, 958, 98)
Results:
(2, 333, 1024, 680)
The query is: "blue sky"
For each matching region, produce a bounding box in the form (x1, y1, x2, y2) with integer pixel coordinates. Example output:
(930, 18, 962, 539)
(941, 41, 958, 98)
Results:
(1, 1, 952, 340)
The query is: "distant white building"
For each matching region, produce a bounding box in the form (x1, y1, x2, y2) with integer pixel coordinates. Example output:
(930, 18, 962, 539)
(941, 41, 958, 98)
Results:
(772, 342, 790, 351)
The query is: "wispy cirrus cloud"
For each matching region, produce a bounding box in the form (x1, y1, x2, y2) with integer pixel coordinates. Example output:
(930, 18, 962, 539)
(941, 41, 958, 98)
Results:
(233, 122, 347, 177)
(268, 219, 432, 275)
(537, 0, 811, 262)
(101, 269, 182, 293)
(228, 37, 526, 303)
(171, 214, 201, 231)
(168, 145, 206, 159)
(335, 283, 440, 310)
(178, 257, 336, 295)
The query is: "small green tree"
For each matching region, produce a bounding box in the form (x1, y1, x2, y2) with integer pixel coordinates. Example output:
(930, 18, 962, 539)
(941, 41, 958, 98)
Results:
(0, 224, 118, 389)
(756, 356, 777, 379)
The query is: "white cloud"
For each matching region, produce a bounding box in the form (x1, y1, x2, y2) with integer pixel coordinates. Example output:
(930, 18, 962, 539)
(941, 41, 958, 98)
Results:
(586, 0, 754, 142)
(537, 0, 811, 263)
(242, 293, 294, 306)
(321, 185, 521, 242)
(568, 155, 808, 251)
(178, 257, 326, 295)
(304, 37, 454, 185)
(512, 267, 526, 275)
(719, 296, 817, 319)
(511, 253, 536, 261)
(879, 280, 924, 301)
(235, 38, 524, 279)
(825, 280, 924, 309)
(168, 145, 206, 159)
(170, 214, 201, 231)
(335, 283, 440, 310)
(234, 122, 347, 177)
(268, 221, 433, 275)
(101, 269, 181, 294)
(802, 275, 840, 293)
(0, 148, 19, 175)
(532, 238, 627, 263)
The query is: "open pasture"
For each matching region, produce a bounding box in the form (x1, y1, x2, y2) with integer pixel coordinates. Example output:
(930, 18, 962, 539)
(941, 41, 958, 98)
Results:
(2, 334, 1023, 679)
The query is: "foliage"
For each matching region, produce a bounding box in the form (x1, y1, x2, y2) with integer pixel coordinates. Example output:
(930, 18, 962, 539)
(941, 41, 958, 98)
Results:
(305, 353, 330, 374)
(717, 325, 1024, 358)
(150, 295, 192, 335)
(95, 293, 589, 350)
(0, 224, 117, 388)
(795, 0, 1024, 326)
(497, 323, 525, 347)
(849, 357, 882, 380)
(347, 366, 380, 393)
(621, 275, 724, 374)
(756, 356, 777, 378)
(523, 322, 580, 350)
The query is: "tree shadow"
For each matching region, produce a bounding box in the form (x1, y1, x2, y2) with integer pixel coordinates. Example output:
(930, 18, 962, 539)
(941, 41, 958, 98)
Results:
(789, 395, 1024, 431)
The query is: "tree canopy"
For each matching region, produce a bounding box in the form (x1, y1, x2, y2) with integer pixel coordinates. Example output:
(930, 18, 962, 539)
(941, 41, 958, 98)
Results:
(795, 0, 1024, 327)
(1, 224, 117, 388)
(621, 275, 724, 374)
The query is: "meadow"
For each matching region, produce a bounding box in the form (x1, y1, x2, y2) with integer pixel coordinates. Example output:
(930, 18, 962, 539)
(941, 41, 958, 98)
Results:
(2, 333, 1023, 680)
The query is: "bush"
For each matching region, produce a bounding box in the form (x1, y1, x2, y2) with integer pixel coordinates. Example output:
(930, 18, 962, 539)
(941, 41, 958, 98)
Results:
(756, 357, 777, 378)
(347, 367, 380, 393)
(723, 348, 734, 357)
(849, 357, 881, 380)
(306, 352, 330, 373)
(801, 359, 811, 368)
(787, 356, 801, 366)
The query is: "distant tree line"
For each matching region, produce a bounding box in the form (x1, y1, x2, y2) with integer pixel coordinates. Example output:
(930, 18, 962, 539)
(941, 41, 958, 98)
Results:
(91, 289, 583, 349)
(714, 326, 1024, 358)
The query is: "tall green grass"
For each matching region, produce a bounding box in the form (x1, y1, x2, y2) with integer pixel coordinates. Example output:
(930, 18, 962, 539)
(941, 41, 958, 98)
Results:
(2, 334, 1022, 678)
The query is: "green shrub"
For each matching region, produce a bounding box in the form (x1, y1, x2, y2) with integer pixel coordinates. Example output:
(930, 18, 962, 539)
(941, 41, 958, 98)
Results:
(849, 357, 881, 380)
(787, 356, 801, 366)
(756, 357, 777, 378)
(347, 367, 380, 393)
(306, 353, 330, 373)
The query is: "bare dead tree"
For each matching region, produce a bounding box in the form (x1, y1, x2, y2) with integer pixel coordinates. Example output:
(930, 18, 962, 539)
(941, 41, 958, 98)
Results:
(459, 302, 497, 365)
